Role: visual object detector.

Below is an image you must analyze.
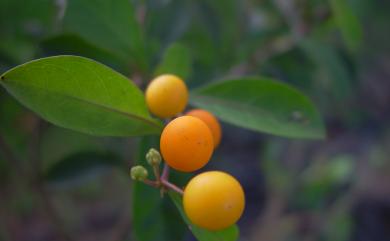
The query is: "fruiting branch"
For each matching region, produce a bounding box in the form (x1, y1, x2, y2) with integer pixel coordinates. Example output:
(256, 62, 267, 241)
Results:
(161, 179, 184, 195)
(142, 179, 159, 188)
(161, 163, 170, 180)
(131, 149, 184, 195)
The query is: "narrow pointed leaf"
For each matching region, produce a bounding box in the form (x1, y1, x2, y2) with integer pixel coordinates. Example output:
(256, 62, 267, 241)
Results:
(63, 0, 147, 70)
(329, 0, 363, 51)
(155, 43, 192, 80)
(41, 34, 128, 73)
(190, 77, 325, 139)
(0, 56, 162, 136)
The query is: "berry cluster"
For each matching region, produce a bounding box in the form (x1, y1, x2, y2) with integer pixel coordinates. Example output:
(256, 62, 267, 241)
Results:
(131, 74, 245, 231)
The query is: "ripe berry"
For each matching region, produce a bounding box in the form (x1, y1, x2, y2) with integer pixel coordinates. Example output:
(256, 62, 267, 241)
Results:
(186, 109, 222, 148)
(160, 116, 213, 172)
(145, 74, 188, 118)
(183, 171, 245, 230)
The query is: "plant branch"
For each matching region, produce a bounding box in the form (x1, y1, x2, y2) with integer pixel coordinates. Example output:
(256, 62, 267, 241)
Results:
(161, 163, 170, 181)
(153, 165, 161, 184)
(0, 134, 24, 176)
(143, 179, 159, 188)
(161, 179, 184, 195)
(139, 163, 183, 195)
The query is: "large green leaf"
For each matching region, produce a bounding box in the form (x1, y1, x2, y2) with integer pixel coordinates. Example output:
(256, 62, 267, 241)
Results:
(132, 137, 187, 241)
(169, 192, 239, 241)
(45, 151, 123, 188)
(154, 43, 192, 80)
(329, 0, 363, 51)
(0, 55, 162, 136)
(63, 0, 147, 71)
(190, 77, 325, 139)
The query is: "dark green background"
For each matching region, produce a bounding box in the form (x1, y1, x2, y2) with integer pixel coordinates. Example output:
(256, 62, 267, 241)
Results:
(1, 0, 389, 241)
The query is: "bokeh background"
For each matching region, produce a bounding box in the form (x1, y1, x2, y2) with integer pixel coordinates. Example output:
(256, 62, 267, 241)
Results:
(1, 0, 390, 241)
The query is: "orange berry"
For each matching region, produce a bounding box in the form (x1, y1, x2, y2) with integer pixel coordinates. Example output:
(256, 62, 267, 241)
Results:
(160, 116, 213, 172)
(186, 109, 222, 148)
(145, 74, 188, 118)
(183, 171, 245, 230)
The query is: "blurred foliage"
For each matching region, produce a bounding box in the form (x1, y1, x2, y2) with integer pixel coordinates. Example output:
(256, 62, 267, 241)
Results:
(154, 43, 192, 80)
(1, 0, 390, 241)
(45, 151, 123, 188)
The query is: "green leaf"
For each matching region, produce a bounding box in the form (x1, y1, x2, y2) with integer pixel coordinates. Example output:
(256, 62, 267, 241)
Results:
(301, 38, 353, 101)
(190, 77, 325, 139)
(0, 55, 162, 136)
(155, 43, 192, 80)
(41, 34, 128, 73)
(45, 151, 122, 188)
(145, 0, 191, 45)
(169, 192, 239, 241)
(181, 25, 219, 84)
(132, 136, 187, 241)
(63, 0, 147, 71)
(203, 0, 241, 68)
(0, 0, 55, 36)
(329, 0, 363, 51)
(295, 154, 355, 210)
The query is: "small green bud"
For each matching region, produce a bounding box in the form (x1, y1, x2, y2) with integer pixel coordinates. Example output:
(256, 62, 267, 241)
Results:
(146, 148, 162, 166)
(130, 165, 148, 181)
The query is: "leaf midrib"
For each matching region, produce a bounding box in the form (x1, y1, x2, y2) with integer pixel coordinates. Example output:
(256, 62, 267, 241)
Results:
(191, 95, 316, 127)
(1, 79, 162, 131)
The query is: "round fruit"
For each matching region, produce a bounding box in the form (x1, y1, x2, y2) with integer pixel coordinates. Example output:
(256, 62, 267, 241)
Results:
(183, 171, 245, 231)
(145, 74, 188, 118)
(160, 116, 213, 172)
(186, 109, 222, 148)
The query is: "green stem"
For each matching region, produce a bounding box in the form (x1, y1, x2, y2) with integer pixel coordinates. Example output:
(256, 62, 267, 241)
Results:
(143, 179, 159, 187)
(153, 165, 161, 185)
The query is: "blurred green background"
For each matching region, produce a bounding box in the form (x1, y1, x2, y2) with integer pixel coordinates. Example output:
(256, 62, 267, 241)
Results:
(1, 0, 389, 241)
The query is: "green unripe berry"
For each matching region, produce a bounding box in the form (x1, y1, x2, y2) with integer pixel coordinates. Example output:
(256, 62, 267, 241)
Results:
(146, 148, 162, 166)
(130, 165, 148, 181)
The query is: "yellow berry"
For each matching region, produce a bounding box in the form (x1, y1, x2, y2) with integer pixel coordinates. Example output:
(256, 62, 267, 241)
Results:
(186, 109, 222, 148)
(145, 74, 188, 118)
(183, 171, 245, 230)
